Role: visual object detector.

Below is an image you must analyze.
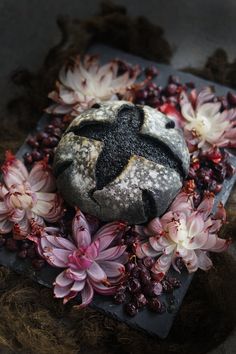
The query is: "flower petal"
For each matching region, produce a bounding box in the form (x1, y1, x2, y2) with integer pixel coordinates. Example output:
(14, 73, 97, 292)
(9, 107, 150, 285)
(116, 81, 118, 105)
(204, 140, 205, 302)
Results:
(72, 209, 91, 248)
(97, 260, 125, 278)
(94, 221, 127, 251)
(54, 284, 72, 298)
(80, 280, 94, 308)
(87, 261, 107, 282)
(96, 245, 126, 261)
(70, 280, 86, 292)
(0, 218, 12, 233)
(90, 279, 116, 295)
(195, 250, 213, 271)
(144, 217, 163, 235)
(55, 271, 74, 287)
(66, 268, 87, 281)
(151, 254, 172, 280)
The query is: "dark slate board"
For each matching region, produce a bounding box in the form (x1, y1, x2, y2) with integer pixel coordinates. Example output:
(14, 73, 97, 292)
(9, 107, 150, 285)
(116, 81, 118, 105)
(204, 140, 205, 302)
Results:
(1, 44, 236, 339)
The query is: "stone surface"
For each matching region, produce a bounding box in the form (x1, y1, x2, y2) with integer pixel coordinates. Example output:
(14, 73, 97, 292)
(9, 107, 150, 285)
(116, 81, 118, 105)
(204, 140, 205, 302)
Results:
(1, 45, 236, 342)
(54, 101, 189, 224)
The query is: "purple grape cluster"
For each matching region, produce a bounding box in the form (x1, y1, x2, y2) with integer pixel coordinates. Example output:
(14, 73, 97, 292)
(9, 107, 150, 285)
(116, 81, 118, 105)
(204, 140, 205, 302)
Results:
(0, 236, 45, 270)
(188, 149, 235, 196)
(24, 116, 72, 166)
(134, 72, 195, 110)
(113, 256, 181, 317)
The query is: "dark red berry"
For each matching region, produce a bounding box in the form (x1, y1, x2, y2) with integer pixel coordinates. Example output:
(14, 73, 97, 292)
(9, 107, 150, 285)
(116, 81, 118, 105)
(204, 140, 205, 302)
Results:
(153, 282, 163, 296)
(143, 257, 155, 268)
(135, 90, 148, 101)
(168, 278, 181, 289)
(135, 293, 147, 308)
(114, 292, 126, 304)
(42, 148, 54, 159)
(24, 152, 33, 164)
(188, 167, 196, 179)
(36, 131, 49, 141)
(162, 280, 173, 293)
(116, 285, 126, 294)
(214, 163, 226, 182)
(131, 266, 140, 278)
(206, 149, 222, 164)
(125, 303, 138, 316)
(31, 150, 43, 161)
(140, 270, 151, 285)
(145, 66, 159, 78)
(27, 138, 39, 148)
(43, 136, 59, 148)
(143, 282, 155, 297)
(148, 298, 161, 312)
(128, 278, 141, 294)
(45, 125, 55, 134)
(126, 262, 135, 273)
(197, 168, 213, 185)
(192, 159, 200, 171)
(51, 117, 63, 128)
(166, 84, 177, 96)
(52, 127, 62, 138)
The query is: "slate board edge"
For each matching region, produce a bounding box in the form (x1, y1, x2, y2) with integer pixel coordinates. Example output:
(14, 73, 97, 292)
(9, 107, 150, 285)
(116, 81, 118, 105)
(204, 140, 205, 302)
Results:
(0, 44, 236, 338)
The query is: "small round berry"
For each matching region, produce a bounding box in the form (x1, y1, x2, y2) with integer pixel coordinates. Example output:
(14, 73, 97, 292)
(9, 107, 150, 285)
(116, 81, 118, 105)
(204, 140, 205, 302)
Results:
(148, 298, 161, 312)
(125, 302, 138, 316)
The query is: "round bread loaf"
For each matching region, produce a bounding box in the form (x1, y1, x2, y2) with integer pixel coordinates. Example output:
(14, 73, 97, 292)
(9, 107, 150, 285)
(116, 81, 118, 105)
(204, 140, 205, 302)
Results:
(53, 101, 190, 224)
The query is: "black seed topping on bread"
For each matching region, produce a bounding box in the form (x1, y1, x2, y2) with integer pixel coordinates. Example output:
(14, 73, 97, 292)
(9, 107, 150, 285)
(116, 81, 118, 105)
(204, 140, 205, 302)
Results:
(67, 105, 184, 190)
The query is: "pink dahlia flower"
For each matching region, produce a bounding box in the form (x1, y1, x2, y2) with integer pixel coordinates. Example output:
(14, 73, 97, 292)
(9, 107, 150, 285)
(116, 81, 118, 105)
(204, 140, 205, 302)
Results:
(136, 191, 229, 280)
(46, 55, 140, 115)
(180, 87, 236, 151)
(0, 152, 63, 238)
(29, 209, 128, 306)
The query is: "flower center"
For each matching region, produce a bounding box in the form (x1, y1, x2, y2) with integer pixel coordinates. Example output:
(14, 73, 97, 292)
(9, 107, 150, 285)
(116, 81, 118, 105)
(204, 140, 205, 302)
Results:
(9, 183, 35, 210)
(175, 219, 189, 245)
(194, 115, 211, 137)
(71, 247, 94, 270)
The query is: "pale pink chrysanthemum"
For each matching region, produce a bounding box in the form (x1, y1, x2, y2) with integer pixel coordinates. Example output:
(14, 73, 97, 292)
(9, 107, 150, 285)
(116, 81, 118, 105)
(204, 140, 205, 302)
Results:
(46, 55, 140, 116)
(0, 152, 63, 239)
(29, 209, 128, 306)
(136, 191, 229, 280)
(180, 87, 236, 151)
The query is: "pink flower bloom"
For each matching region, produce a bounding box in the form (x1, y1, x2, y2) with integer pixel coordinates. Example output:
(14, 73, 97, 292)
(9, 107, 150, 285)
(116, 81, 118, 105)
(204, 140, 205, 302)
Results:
(180, 87, 236, 151)
(46, 55, 140, 115)
(0, 152, 63, 239)
(29, 209, 128, 306)
(136, 191, 229, 280)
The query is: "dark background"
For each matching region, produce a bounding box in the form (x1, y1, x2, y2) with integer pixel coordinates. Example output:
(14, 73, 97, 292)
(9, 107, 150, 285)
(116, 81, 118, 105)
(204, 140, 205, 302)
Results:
(0, 1, 236, 353)
(1, 0, 236, 113)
